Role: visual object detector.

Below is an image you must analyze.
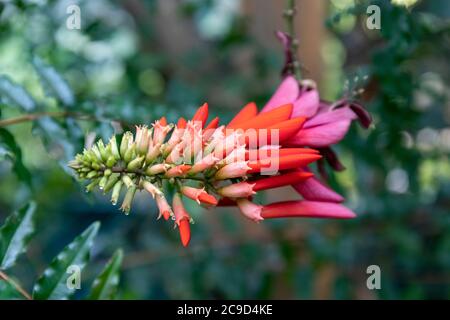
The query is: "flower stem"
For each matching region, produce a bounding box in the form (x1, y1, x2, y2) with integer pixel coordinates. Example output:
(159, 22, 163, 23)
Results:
(284, 0, 302, 80)
(0, 270, 32, 300)
(109, 166, 209, 183)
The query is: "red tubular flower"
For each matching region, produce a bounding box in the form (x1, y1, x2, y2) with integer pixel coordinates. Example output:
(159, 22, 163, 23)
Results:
(71, 74, 371, 247)
(227, 102, 258, 127)
(261, 201, 356, 219)
(252, 171, 314, 191)
(172, 193, 191, 247)
(181, 186, 218, 205)
(228, 104, 293, 130)
(191, 102, 209, 128)
(155, 194, 172, 220)
(247, 154, 322, 173)
(165, 164, 191, 178)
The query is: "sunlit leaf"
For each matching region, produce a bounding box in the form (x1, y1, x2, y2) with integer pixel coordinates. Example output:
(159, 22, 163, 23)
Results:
(0, 202, 36, 270)
(32, 221, 100, 300)
(88, 249, 123, 300)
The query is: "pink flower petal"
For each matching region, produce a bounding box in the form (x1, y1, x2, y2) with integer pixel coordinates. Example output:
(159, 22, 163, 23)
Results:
(261, 76, 299, 113)
(292, 175, 344, 203)
(292, 89, 320, 118)
(261, 200, 356, 219)
(286, 120, 351, 148)
(304, 107, 357, 129)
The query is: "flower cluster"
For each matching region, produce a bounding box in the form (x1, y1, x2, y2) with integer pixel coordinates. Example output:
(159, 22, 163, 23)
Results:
(69, 76, 371, 247)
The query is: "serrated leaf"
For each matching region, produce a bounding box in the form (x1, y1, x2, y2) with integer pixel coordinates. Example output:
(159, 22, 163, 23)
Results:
(0, 202, 36, 270)
(0, 128, 32, 185)
(33, 57, 75, 107)
(0, 75, 37, 111)
(88, 249, 123, 300)
(32, 221, 100, 300)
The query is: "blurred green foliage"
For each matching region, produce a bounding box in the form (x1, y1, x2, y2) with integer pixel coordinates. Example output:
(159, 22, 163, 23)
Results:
(0, 0, 449, 299)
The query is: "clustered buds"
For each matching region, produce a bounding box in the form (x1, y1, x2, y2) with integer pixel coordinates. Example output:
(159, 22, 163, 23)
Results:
(70, 104, 314, 247)
(70, 91, 365, 247)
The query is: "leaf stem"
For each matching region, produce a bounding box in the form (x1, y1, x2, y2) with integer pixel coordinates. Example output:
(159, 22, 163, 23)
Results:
(0, 270, 32, 300)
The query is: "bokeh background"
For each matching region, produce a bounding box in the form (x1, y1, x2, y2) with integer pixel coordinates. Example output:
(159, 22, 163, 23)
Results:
(0, 0, 449, 299)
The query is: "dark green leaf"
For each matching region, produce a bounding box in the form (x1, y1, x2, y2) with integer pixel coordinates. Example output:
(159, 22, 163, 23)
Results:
(32, 221, 100, 300)
(33, 57, 75, 107)
(88, 249, 123, 300)
(0, 202, 36, 270)
(0, 75, 37, 111)
(0, 128, 32, 186)
(0, 278, 24, 299)
(32, 116, 76, 168)
(0, 144, 12, 160)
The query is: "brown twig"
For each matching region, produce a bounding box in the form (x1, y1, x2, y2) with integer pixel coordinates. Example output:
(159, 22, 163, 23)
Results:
(0, 270, 32, 300)
(0, 111, 97, 127)
(0, 110, 133, 130)
(284, 0, 302, 80)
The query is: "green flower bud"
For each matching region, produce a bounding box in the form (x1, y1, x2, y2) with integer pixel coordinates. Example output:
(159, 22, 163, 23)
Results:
(91, 162, 101, 170)
(120, 186, 136, 214)
(86, 178, 100, 192)
(104, 173, 120, 193)
(127, 156, 145, 171)
(111, 180, 123, 205)
(82, 149, 92, 161)
(87, 171, 98, 179)
(106, 156, 117, 168)
(91, 145, 102, 161)
(68, 160, 81, 170)
(87, 149, 98, 162)
(124, 143, 136, 163)
(97, 140, 108, 161)
(109, 136, 120, 159)
(98, 175, 108, 190)
(122, 174, 135, 188)
(120, 132, 133, 157)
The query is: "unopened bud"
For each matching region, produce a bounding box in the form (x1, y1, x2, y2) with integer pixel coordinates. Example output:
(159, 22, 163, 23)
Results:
(91, 162, 101, 170)
(86, 171, 98, 179)
(111, 180, 123, 205)
(103, 173, 120, 193)
(145, 143, 162, 164)
(127, 156, 145, 171)
(109, 136, 120, 159)
(120, 186, 136, 214)
(145, 163, 169, 175)
(122, 174, 135, 188)
(124, 143, 136, 163)
(98, 175, 108, 190)
(120, 132, 133, 157)
(106, 156, 117, 168)
(97, 140, 109, 161)
(85, 178, 99, 192)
